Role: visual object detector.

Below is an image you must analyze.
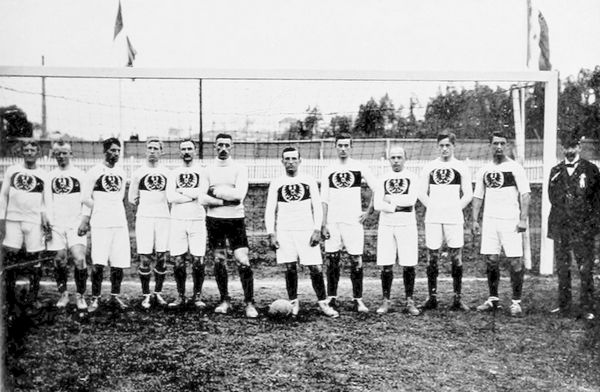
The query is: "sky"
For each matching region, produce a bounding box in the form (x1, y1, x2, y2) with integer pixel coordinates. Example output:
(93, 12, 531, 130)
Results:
(0, 0, 599, 139)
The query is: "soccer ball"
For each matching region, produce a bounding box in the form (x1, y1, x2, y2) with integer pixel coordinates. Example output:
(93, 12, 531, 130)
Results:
(268, 299, 293, 317)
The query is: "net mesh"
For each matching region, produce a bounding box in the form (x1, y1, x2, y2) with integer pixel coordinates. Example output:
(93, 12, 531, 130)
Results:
(0, 72, 556, 270)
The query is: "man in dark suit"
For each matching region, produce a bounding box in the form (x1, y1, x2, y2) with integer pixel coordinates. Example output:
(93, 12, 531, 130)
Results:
(548, 132, 600, 320)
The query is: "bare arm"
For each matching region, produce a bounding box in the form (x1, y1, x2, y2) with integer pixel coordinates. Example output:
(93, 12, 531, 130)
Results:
(127, 172, 140, 206)
(321, 202, 330, 240)
(460, 166, 473, 209)
(517, 192, 530, 232)
(471, 196, 483, 234)
(418, 167, 430, 208)
(0, 167, 11, 221)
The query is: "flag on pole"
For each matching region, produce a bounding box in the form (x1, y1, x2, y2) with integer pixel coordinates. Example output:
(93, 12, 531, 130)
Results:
(537, 12, 551, 71)
(527, 0, 551, 70)
(112, 0, 137, 67)
(113, 1, 123, 40)
(126, 36, 137, 67)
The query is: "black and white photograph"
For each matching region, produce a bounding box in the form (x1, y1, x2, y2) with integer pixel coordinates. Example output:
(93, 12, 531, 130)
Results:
(1, 0, 599, 390)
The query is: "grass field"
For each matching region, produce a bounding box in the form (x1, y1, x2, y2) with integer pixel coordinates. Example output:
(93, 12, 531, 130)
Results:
(5, 267, 600, 392)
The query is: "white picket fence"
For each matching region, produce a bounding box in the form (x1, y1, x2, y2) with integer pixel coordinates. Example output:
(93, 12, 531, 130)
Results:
(0, 156, 556, 183)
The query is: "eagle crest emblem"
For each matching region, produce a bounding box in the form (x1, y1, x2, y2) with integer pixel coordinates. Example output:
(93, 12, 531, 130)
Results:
(281, 184, 305, 202)
(331, 171, 355, 189)
(13, 173, 37, 192)
(432, 168, 455, 185)
(101, 175, 122, 192)
(52, 176, 74, 194)
(484, 171, 504, 188)
(176, 173, 198, 188)
(144, 174, 166, 191)
(385, 178, 409, 194)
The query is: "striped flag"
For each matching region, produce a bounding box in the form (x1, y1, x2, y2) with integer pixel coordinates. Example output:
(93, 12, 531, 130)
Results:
(113, 1, 123, 40)
(527, 0, 551, 70)
(537, 12, 551, 70)
(112, 0, 137, 67)
(126, 36, 137, 67)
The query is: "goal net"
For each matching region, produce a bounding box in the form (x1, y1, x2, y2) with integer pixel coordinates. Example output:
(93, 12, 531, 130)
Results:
(0, 67, 559, 273)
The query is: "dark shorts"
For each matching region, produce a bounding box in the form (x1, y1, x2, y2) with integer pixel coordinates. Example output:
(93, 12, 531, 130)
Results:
(206, 217, 249, 251)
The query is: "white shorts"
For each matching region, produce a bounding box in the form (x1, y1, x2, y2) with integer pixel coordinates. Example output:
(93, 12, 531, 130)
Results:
(2, 220, 45, 252)
(91, 226, 131, 268)
(135, 216, 170, 254)
(169, 219, 206, 257)
(324, 222, 364, 255)
(46, 225, 87, 251)
(480, 217, 523, 258)
(425, 223, 464, 250)
(276, 230, 322, 266)
(376, 224, 418, 266)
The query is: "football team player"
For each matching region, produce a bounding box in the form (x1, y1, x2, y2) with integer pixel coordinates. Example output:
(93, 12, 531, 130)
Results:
(0, 139, 52, 309)
(472, 131, 530, 316)
(203, 134, 258, 318)
(128, 138, 171, 309)
(78, 138, 131, 312)
(419, 131, 472, 311)
(265, 147, 339, 318)
(166, 139, 208, 309)
(47, 141, 88, 310)
(320, 132, 376, 313)
(373, 146, 420, 316)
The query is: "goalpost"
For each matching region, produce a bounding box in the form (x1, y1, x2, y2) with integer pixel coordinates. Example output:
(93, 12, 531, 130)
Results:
(0, 66, 559, 275)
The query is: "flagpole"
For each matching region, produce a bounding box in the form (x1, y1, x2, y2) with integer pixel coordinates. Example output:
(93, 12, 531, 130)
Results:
(118, 78, 124, 158)
(198, 79, 203, 160)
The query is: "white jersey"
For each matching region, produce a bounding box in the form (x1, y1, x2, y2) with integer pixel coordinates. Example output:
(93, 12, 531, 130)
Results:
(320, 158, 375, 224)
(474, 159, 530, 220)
(205, 158, 248, 219)
(420, 157, 472, 224)
(48, 166, 84, 228)
(167, 164, 206, 221)
(0, 164, 51, 224)
(265, 173, 322, 233)
(81, 164, 127, 228)
(128, 165, 170, 218)
(374, 169, 418, 226)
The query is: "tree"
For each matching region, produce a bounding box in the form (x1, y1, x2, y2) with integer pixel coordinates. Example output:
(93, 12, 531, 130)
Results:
(353, 97, 385, 137)
(556, 66, 600, 140)
(327, 115, 353, 138)
(0, 105, 33, 156)
(423, 85, 513, 139)
(303, 106, 323, 139)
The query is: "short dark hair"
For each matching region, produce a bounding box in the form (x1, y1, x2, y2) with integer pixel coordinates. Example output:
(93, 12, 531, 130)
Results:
(215, 133, 233, 142)
(335, 132, 352, 144)
(437, 131, 456, 145)
(179, 138, 195, 149)
(103, 137, 121, 152)
(281, 146, 300, 159)
(21, 139, 39, 150)
(489, 131, 508, 143)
